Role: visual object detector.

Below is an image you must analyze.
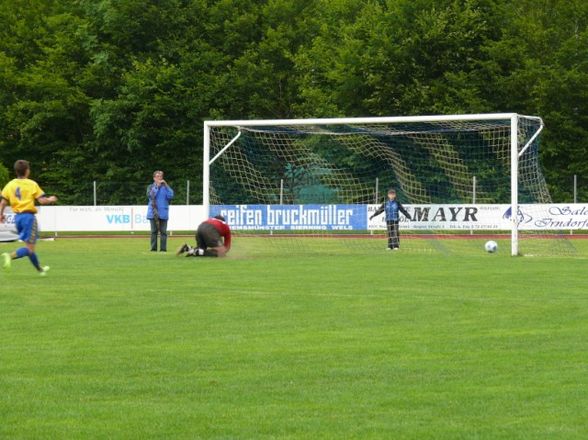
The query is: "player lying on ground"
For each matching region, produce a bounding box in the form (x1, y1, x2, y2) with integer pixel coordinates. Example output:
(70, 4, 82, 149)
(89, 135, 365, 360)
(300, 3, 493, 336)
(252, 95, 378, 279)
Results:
(370, 188, 411, 251)
(177, 215, 232, 257)
(0, 160, 58, 275)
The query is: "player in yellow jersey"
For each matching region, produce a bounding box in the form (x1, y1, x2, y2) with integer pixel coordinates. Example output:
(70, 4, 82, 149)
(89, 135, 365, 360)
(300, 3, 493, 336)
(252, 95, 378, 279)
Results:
(0, 160, 58, 275)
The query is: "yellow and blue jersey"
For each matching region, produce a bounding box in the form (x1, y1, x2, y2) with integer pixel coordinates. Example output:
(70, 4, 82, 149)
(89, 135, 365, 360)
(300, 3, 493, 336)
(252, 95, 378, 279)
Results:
(1, 178, 45, 214)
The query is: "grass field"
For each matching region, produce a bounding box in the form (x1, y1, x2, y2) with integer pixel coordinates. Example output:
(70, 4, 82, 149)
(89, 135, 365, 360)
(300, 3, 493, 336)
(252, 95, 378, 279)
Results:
(1, 236, 587, 439)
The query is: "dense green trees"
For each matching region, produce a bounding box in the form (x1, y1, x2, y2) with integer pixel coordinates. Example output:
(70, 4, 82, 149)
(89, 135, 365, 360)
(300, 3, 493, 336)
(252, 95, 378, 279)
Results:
(0, 0, 586, 203)
(0, 162, 8, 188)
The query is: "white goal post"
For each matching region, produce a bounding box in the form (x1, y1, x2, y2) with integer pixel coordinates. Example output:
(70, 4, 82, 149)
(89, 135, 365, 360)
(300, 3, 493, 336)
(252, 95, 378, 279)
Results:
(203, 113, 545, 256)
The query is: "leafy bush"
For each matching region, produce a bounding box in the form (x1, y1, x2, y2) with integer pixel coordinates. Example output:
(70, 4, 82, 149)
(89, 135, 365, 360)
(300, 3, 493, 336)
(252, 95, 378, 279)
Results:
(0, 162, 9, 188)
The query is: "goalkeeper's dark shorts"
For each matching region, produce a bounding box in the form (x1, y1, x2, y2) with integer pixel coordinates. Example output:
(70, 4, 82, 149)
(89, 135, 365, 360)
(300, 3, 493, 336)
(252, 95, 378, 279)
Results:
(196, 222, 223, 249)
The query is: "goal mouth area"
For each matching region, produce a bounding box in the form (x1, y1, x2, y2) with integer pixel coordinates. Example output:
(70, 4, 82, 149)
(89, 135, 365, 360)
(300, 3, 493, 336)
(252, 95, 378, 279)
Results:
(204, 113, 553, 256)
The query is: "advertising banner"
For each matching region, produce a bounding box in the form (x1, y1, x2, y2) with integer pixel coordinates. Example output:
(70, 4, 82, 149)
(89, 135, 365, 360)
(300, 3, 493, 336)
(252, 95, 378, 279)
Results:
(35, 205, 205, 232)
(0, 207, 18, 242)
(368, 204, 508, 231)
(3, 203, 586, 234)
(514, 204, 588, 231)
(212, 204, 368, 231)
(368, 204, 588, 231)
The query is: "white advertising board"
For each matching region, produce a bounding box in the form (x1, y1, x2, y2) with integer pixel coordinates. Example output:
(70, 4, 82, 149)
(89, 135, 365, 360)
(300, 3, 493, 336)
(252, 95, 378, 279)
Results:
(0, 207, 18, 241)
(368, 204, 588, 231)
(35, 205, 206, 232)
(2, 204, 587, 233)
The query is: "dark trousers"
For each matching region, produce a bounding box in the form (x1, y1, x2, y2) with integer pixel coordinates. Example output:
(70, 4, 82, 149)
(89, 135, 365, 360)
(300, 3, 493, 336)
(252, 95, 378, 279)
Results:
(191, 223, 222, 257)
(196, 222, 222, 249)
(386, 220, 400, 249)
(150, 218, 168, 251)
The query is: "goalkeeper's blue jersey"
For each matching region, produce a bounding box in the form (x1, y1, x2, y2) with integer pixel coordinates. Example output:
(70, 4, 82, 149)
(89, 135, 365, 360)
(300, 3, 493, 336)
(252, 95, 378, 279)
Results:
(385, 200, 402, 221)
(373, 199, 411, 221)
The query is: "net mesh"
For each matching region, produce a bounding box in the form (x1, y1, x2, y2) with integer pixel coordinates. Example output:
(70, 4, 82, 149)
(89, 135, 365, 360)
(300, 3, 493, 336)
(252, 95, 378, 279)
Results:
(207, 116, 574, 256)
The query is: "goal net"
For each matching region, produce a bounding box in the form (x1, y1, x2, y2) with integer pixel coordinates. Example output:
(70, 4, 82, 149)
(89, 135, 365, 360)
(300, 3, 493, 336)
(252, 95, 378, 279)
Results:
(203, 114, 572, 256)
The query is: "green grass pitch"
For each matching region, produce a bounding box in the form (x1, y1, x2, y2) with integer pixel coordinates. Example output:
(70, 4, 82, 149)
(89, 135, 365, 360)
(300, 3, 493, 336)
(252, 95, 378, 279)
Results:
(1, 236, 587, 439)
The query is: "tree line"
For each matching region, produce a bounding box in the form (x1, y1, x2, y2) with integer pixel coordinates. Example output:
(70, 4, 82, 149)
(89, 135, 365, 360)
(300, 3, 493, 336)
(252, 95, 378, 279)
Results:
(0, 0, 586, 204)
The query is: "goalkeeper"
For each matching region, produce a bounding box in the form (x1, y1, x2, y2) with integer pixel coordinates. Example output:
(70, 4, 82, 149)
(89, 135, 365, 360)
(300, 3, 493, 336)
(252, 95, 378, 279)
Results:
(370, 188, 411, 251)
(177, 215, 231, 257)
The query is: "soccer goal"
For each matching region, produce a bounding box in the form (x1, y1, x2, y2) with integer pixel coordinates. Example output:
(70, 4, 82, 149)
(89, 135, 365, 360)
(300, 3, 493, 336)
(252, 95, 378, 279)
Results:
(203, 113, 564, 256)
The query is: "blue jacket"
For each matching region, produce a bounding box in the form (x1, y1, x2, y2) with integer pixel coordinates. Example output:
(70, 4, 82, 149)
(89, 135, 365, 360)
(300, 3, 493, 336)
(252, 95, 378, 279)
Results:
(372, 199, 411, 222)
(146, 183, 174, 220)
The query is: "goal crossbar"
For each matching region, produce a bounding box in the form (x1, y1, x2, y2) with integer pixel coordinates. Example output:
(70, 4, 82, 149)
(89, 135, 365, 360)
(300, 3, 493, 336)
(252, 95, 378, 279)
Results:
(204, 113, 522, 128)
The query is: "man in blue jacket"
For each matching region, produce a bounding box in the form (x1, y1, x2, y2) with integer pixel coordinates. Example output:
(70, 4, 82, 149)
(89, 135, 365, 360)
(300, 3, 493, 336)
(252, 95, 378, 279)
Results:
(370, 188, 411, 251)
(147, 170, 174, 252)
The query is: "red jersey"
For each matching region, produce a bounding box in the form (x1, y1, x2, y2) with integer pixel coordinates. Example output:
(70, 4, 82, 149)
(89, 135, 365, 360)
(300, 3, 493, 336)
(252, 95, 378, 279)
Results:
(205, 217, 232, 251)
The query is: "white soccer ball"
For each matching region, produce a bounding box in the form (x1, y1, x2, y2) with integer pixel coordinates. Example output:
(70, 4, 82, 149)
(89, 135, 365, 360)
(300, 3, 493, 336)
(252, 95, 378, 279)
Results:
(485, 240, 498, 253)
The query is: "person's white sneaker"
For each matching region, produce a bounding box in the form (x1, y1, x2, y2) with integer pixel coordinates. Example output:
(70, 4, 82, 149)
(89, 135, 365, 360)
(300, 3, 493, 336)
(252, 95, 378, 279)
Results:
(2, 253, 11, 269)
(39, 266, 50, 276)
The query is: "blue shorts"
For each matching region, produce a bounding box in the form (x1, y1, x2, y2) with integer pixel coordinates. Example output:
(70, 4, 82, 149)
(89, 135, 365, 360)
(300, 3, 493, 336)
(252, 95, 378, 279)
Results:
(15, 213, 39, 244)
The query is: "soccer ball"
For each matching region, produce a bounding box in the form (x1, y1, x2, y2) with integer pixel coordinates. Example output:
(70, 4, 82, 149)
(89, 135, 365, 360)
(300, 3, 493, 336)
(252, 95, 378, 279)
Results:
(484, 240, 498, 253)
